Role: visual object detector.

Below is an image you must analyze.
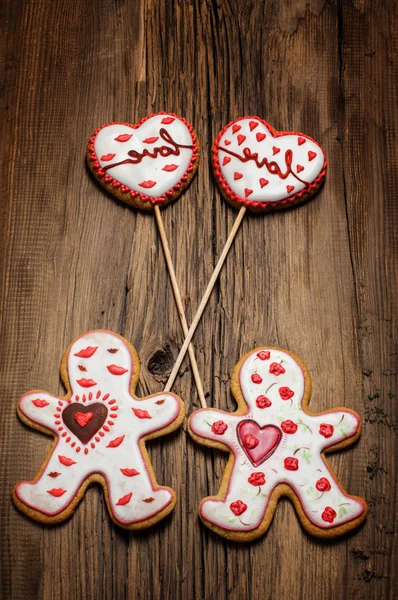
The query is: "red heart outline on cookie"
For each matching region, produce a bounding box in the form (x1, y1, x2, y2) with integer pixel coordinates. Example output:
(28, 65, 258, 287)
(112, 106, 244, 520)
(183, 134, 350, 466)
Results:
(237, 420, 282, 466)
(212, 116, 327, 211)
(87, 112, 199, 209)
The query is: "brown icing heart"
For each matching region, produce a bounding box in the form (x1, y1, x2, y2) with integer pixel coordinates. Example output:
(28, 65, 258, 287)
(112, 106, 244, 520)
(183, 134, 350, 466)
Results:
(62, 403, 108, 444)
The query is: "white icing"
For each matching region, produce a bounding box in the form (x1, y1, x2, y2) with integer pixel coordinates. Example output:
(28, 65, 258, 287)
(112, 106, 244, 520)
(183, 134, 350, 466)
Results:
(216, 117, 325, 202)
(15, 331, 183, 525)
(93, 115, 195, 197)
(189, 348, 365, 533)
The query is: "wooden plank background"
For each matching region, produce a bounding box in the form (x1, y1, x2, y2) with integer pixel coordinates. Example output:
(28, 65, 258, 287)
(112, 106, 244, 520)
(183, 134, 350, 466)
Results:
(0, 0, 396, 598)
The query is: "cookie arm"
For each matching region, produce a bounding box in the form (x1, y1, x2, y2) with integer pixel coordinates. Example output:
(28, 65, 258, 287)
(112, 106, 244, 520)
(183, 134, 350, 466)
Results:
(130, 393, 184, 435)
(18, 391, 63, 432)
(310, 409, 361, 449)
(189, 409, 239, 448)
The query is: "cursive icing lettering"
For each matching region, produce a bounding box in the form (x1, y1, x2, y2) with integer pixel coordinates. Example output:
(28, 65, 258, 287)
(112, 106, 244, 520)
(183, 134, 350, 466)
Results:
(102, 128, 194, 171)
(218, 145, 309, 185)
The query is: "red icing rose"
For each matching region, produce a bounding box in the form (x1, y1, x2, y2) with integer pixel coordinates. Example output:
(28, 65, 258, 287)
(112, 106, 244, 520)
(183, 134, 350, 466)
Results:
(269, 362, 286, 376)
(251, 373, 263, 384)
(319, 423, 334, 438)
(316, 477, 331, 492)
(279, 387, 294, 400)
(257, 351, 270, 361)
(211, 420, 228, 435)
(322, 506, 337, 523)
(248, 472, 265, 486)
(230, 500, 247, 516)
(243, 433, 259, 449)
(281, 420, 298, 434)
(284, 457, 299, 471)
(256, 395, 272, 409)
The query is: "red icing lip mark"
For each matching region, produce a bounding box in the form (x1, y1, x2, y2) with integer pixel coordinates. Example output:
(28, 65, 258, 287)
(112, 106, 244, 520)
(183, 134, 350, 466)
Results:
(78, 365, 87, 372)
(138, 180, 156, 188)
(143, 497, 155, 503)
(106, 435, 125, 448)
(58, 455, 76, 466)
(107, 348, 119, 353)
(32, 399, 50, 408)
(161, 116, 175, 124)
(47, 488, 67, 497)
(132, 408, 152, 419)
(116, 492, 133, 506)
(74, 346, 98, 358)
(162, 164, 178, 172)
(76, 378, 97, 388)
(74, 411, 94, 427)
(107, 364, 128, 376)
(115, 133, 133, 142)
(143, 136, 159, 144)
(155, 399, 165, 405)
(120, 468, 140, 477)
(100, 153, 116, 161)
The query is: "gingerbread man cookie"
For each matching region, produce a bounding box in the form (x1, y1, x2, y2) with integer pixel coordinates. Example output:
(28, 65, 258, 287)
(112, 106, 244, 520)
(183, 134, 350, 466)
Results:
(13, 330, 185, 529)
(189, 347, 367, 541)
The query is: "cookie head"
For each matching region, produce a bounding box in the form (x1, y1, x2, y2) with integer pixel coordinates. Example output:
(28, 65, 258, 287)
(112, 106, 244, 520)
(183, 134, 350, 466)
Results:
(87, 113, 199, 211)
(212, 117, 327, 212)
(67, 330, 135, 395)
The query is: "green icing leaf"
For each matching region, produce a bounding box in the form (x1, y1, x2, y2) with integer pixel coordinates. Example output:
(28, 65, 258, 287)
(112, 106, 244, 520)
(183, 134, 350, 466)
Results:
(338, 506, 347, 519)
(340, 426, 348, 437)
(261, 493, 267, 498)
(302, 451, 312, 465)
(229, 517, 237, 523)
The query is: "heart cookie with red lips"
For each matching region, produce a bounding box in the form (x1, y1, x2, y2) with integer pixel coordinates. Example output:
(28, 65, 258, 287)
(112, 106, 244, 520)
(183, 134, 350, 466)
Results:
(87, 112, 199, 210)
(212, 116, 327, 212)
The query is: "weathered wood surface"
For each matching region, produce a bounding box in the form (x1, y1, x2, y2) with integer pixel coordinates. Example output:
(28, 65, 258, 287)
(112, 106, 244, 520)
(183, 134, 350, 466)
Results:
(0, 1, 396, 598)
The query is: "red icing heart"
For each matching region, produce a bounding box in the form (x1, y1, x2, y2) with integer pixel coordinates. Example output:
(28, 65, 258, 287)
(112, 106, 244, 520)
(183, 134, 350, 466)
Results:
(272, 146, 280, 155)
(259, 178, 269, 188)
(232, 124, 241, 134)
(74, 411, 93, 428)
(237, 420, 281, 467)
(296, 164, 304, 173)
(256, 132, 266, 142)
(308, 151, 317, 161)
(237, 134, 246, 146)
(298, 137, 306, 145)
(88, 113, 198, 207)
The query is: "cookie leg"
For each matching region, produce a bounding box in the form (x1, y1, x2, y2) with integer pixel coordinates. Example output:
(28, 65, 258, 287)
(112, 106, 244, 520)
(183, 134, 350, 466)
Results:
(200, 462, 272, 532)
(14, 447, 90, 516)
(290, 456, 366, 530)
(104, 459, 174, 525)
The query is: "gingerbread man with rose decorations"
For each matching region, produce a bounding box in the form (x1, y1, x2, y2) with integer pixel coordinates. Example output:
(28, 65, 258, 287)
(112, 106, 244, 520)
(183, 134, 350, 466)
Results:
(13, 330, 184, 529)
(189, 347, 367, 541)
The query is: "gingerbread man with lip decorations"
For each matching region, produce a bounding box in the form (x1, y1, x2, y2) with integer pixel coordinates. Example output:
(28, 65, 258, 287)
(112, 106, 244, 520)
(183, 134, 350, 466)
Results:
(13, 330, 184, 529)
(189, 347, 367, 541)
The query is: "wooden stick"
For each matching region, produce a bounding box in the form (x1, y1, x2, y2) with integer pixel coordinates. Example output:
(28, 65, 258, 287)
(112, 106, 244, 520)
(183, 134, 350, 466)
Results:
(154, 205, 207, 408)
(165, 205, 246, 393)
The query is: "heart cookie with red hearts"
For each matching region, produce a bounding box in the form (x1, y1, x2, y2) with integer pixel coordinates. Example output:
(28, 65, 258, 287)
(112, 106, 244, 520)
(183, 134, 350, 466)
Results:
(212, 116, 327, 212)
(87, 112, 199, 210)
(237, 421, 281, 466)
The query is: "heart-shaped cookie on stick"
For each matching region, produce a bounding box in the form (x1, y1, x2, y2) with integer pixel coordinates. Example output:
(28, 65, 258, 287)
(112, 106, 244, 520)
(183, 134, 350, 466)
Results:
(87, 113, 206, 408)
(87, 113, 199, 210)
(165, 117, 327, 398)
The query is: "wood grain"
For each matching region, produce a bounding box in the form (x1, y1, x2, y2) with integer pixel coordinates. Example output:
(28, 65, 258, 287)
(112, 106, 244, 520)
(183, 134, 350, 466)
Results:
(0, 1, 396, 599)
